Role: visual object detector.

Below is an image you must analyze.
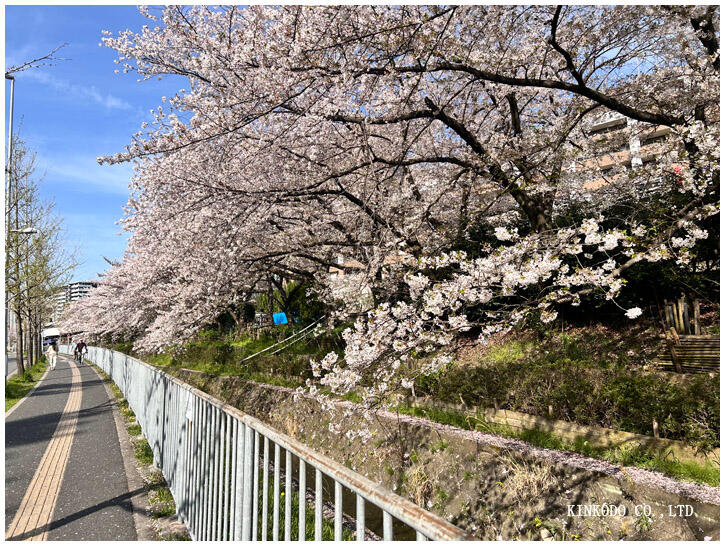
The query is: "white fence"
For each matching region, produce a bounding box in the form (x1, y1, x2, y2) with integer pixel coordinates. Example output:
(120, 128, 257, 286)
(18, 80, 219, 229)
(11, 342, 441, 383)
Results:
(61, 345, 470, 541)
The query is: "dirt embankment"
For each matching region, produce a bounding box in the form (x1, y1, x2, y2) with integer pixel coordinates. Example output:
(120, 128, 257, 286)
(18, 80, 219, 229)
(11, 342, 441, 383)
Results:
(174, 369, 719, 541)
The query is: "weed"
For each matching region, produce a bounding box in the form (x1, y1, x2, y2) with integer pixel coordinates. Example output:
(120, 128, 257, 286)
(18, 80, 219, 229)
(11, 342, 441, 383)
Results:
(149, 486, 176, 517)
(405, 466, 433, 506)
(499, 454, 555, 503)
(254, 474, 355, 540)
(432, 487, 448, 511)
(635, 511, 653, 533)
(134, 438, 154, 465)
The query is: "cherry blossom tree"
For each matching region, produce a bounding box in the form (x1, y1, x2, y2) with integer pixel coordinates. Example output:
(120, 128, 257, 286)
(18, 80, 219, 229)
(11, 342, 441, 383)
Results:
(63, 6, 718, 410)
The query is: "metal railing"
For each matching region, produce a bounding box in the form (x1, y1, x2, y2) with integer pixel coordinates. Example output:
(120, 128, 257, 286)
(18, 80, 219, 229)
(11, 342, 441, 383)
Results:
(60, 345, 470, 541)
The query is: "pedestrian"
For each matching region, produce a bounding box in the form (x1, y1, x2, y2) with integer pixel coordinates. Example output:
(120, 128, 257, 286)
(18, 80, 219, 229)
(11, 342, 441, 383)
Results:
(46, 341, 58, 370)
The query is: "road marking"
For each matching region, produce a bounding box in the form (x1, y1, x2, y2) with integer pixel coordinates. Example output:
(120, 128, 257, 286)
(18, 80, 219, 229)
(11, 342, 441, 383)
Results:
(6, 357, 82, 541)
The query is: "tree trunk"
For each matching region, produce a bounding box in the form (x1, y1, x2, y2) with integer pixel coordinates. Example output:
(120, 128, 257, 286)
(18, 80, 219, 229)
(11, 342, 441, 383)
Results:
(15, 311, 25, 376)
(36, 320, 42, 363)
(508, 186, 553, 233)
(267, 278, 275, 325)
(27, 321, 34, 368)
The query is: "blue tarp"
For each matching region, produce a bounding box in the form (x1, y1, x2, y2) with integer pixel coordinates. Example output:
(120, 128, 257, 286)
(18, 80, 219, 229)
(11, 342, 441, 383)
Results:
(273, 312, 288, 325)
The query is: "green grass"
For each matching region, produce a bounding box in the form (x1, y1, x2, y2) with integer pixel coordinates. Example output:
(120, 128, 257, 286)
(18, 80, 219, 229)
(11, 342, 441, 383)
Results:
(255, 474, 355, 541)
(229, 336, 278, 352)
(238, 372, 303, 389)
(482, 340, 531, 365)
(149, 480, 177, 518)
(133, 437, 154, 465)
(130, 327, 343, 384)
(397, 404, 473, 430)
(5, 357, 48, 411)
(396, 403, 720, 486)
(146, 353, 173, 367)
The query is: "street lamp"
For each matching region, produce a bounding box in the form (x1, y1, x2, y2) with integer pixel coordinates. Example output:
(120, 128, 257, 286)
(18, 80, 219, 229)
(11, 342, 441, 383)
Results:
(5, 74, 15, 380)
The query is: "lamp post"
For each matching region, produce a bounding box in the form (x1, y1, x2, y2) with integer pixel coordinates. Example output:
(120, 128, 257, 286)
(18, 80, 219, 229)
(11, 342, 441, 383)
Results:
(5, 74, 15, 380)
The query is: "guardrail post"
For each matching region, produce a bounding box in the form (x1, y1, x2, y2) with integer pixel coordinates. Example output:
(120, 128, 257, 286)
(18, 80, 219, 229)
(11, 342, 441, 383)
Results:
(314, 469, 322, 541)
(356, 494, 365, 541)
(285, 449, 292, 540)
(234, 419, 244, 540)
(253, 429, 260, 540)
(299, 460, 306, 541)
(243, 423, 254, 540)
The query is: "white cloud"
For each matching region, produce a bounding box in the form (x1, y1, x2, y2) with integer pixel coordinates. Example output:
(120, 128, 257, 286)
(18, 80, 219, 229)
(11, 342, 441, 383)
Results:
(5, 43, 40, 71)
(21, 69, 132, 110)
(38, 154, 134, 195)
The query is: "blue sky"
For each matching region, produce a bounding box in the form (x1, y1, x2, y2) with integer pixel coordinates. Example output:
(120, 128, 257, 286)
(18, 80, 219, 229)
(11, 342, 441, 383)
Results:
(5, 5, 182, 282)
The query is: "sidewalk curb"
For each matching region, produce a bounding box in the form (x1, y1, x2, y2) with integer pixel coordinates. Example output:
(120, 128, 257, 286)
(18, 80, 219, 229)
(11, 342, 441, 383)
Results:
(88, 363, 156, 541)
(5, 364, 52, 419)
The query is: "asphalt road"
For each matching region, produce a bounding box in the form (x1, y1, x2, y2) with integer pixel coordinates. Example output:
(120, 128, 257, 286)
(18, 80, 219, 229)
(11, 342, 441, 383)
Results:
(5, 354, 18, 378)
(5, 354, 137, 540)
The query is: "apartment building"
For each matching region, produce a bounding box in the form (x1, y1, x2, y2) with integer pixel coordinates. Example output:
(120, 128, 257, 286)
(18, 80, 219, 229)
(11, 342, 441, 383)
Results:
(52, 281, 99, 322)
(579, 114, 674, 190)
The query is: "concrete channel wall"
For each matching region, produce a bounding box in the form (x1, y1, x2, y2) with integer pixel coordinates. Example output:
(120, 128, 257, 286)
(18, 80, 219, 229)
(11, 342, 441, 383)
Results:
(172, 369, 720, 541)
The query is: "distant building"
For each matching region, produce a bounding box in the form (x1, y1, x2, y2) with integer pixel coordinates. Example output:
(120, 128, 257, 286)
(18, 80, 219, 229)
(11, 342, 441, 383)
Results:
(577, 114, 674, 191)
(329, 252, 415, 277)
(52, 281, 99, 322)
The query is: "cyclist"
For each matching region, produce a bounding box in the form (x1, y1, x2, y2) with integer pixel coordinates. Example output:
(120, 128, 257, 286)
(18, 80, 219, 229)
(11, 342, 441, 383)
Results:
(74, 339, 87, 363)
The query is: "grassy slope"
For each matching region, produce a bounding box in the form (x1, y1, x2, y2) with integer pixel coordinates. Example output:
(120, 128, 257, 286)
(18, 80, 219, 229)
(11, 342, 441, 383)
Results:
(138, 326, 344, 389)
(419, 323, 719, 448)
(405, 323, 719, 485)
(117, 322, 719, 486)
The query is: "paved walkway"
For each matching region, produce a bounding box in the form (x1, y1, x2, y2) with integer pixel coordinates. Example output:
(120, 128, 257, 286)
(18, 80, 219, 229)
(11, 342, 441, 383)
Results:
(5, 354, 138, 540)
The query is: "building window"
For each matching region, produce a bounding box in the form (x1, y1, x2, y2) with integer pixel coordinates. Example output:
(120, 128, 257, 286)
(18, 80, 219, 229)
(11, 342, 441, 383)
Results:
(589, 119, 627, 136)
(641, 134, 668, 146)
